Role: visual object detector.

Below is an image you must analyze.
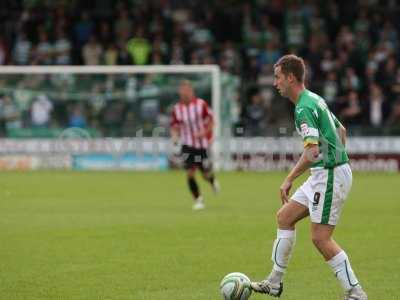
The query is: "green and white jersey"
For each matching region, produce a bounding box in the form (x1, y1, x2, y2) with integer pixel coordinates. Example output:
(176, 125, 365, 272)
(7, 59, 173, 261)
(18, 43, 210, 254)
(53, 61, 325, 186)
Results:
(294, 89, 349, 169)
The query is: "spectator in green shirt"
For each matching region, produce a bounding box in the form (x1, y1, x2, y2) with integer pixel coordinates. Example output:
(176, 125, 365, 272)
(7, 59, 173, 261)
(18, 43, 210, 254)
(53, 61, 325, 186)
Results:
(126, 27, 151, 65)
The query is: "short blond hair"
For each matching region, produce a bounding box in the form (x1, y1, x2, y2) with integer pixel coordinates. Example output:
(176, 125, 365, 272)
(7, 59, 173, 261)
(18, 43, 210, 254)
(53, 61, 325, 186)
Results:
(179, 79, 193, 87)
(274, 54, 306, 83)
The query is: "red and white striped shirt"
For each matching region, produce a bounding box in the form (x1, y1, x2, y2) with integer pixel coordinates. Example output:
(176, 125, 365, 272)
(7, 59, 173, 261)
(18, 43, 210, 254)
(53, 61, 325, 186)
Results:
(170, 97, 213, 149)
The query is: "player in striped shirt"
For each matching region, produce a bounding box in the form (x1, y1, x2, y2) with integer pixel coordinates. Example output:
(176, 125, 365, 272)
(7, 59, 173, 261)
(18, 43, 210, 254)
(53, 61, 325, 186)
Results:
(170, 80, 220, 210)
(251, 55, 367, 299)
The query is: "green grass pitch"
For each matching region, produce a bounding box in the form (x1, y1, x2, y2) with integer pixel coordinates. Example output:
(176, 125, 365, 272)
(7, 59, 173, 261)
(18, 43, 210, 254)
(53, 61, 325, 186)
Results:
(0, 171, 398, 299)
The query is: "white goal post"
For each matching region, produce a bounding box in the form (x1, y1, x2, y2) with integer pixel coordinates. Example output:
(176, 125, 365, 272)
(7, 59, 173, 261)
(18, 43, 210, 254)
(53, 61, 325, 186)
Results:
(0, 65, 222, 168)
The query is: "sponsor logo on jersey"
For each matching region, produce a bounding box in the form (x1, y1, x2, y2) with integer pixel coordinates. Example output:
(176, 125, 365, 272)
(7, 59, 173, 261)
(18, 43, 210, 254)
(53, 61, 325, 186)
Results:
(300, 123, 310, 137)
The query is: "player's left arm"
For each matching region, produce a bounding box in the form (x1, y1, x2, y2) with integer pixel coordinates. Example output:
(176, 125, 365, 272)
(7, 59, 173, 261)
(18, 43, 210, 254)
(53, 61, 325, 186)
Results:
(202, 117, 214, 135)
(332, 113, 347, 147)
(338, 124, 346, 147)
(195, 100, 214, 138)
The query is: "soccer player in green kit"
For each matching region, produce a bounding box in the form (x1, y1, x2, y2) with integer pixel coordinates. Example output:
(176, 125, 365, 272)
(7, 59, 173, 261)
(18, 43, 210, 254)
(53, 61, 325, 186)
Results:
(251, 55, 368, 300)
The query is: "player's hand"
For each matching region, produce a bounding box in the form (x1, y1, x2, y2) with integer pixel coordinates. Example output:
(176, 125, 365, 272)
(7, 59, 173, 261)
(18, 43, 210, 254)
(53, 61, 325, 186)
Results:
(171, 139, 181, 155)
(171, 135, 179, 146)
(280, 178, 292, 204)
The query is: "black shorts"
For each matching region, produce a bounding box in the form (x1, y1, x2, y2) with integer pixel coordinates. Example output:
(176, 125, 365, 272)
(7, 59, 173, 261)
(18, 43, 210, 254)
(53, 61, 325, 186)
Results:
(181, 145, 212, 171)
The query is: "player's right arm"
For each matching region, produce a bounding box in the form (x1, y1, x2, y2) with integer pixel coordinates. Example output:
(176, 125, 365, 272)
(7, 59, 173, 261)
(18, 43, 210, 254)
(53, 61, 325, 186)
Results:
(170, 107, 180, 145)
(170, 127, 179, 144)
(279, 107, 320, 203)
(280, 142, 320, 204)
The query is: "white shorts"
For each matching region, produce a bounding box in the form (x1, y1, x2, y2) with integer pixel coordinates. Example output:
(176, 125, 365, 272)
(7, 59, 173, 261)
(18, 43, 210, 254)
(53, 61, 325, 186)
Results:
(292, 163, 352, 225)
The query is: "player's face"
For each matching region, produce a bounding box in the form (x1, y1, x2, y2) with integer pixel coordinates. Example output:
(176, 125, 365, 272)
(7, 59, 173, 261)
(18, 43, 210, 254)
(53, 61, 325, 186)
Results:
(179, 83, 194, 102)
(273, 66, 290, 98)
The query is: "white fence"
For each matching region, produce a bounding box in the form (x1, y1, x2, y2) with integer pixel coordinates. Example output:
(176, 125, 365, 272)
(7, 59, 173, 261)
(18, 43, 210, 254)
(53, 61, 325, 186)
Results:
(0, 137, 399, 171)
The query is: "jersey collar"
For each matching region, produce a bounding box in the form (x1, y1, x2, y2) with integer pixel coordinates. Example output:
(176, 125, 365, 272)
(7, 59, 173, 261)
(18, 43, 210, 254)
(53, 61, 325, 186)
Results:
(180, 97, 197, 105)
(296, 89, 308, 106)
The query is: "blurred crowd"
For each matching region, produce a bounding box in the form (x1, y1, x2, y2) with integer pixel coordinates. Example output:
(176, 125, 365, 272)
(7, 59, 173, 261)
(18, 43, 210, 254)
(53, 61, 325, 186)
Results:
(1, 0, 400, 136)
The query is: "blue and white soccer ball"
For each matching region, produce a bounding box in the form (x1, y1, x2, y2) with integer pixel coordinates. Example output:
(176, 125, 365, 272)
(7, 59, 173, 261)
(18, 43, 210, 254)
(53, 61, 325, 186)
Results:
(220, 272, 252, 300)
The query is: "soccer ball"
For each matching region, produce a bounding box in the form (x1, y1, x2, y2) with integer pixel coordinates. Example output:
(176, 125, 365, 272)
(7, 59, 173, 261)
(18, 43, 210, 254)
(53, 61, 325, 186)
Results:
(220, 272, 252, 300)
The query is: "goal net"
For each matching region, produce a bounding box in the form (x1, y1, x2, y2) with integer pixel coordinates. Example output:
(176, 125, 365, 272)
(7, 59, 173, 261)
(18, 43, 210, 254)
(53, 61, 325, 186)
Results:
(0, 65, 228, 170)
